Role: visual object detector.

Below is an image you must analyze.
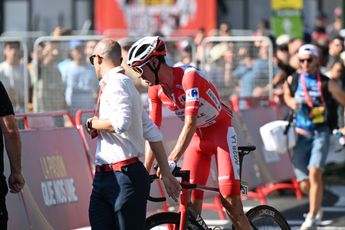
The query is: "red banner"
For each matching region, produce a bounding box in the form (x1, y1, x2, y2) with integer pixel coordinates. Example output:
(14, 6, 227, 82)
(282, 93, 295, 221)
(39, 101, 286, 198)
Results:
(6, 128, 93, 229)
(94, 0, 216, 37)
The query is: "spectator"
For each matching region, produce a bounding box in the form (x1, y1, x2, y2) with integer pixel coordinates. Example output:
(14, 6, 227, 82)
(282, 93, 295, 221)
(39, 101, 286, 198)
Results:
(232, 47, 255, 101)
(63, 40, 98, 116)
(32, 41, 67, 113)
(325, 61, 345, 127)
(0, 42, 30, 112)
(326, 7, 343, 38)
(311, 12, 331, 46)
(283, 44, 345, 229)
(325, 36, 344, 71)
(0, 82, 25, 229)
(194, 27, 206, 68)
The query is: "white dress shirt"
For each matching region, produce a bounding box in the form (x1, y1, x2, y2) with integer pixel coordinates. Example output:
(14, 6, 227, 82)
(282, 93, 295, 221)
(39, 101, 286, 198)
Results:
(95, 66, 162, 165)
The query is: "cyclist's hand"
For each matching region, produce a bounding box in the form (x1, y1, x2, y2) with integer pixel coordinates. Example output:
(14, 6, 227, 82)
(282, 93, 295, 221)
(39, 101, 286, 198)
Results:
(161, 174, 181, 202)
(155, 160, 177, 177)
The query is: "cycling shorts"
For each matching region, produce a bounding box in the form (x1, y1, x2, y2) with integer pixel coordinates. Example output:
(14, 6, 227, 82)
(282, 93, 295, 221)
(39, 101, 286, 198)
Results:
(182, 115, 241, 200)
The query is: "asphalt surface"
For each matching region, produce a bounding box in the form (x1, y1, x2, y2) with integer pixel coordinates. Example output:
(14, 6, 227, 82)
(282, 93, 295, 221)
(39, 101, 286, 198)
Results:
(200, 184, 345, 229)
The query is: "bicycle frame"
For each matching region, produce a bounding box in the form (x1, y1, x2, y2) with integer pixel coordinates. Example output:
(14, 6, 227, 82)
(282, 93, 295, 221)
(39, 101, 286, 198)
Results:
(148, 145, 256, 230)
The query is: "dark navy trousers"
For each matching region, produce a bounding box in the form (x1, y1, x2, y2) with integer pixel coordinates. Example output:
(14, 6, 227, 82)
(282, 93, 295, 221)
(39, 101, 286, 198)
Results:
(89, 161, 150, 230)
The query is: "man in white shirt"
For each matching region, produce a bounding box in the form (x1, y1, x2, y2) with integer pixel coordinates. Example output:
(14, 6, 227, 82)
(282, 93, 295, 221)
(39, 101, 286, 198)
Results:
(0, 42, 30, 112)
(86, 39, 180, 230)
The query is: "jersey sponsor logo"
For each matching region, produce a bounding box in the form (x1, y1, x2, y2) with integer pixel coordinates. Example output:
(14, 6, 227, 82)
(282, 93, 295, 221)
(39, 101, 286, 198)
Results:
(174, 109, 185, 118)
(178, 95, 186, 104)
(206, 89, 221, 111)
(186, 88, 199, 102)
(218, 175, 230, 181)
(228, 127, 240, 180)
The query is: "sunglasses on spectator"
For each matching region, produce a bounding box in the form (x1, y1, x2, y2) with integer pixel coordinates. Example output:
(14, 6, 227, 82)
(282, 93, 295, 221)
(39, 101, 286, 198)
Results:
(299, 58, 313, 64)
(89, 54, 103, 65)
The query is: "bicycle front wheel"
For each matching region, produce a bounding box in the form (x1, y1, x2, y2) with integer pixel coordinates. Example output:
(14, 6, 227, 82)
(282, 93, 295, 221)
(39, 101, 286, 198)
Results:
(145, 212, 180, 230)
(246, 205, 291, 230)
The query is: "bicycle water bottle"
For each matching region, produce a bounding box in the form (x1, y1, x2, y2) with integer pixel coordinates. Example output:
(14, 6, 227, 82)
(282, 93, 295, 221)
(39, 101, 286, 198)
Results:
(333, 129, 345, 146)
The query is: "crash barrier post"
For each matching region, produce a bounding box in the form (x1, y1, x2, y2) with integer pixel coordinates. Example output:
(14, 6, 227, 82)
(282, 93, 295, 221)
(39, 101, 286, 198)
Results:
(75, 109, 97, 177)
(0, 37, 29, 113)
(5, 111, 93, 229)
(230, 96, 303, 203)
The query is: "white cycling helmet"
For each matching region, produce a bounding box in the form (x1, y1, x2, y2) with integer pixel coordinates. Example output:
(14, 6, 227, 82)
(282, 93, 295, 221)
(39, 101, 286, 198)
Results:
(127, 36, 166, 67)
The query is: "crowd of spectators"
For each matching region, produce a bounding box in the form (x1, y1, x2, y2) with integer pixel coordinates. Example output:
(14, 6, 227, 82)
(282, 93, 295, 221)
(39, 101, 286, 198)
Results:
(0, 8, 344, 128)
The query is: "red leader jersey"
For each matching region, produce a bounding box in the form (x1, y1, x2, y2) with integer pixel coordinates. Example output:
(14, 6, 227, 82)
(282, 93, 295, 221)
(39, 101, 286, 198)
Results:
(148, 66, 241, 198)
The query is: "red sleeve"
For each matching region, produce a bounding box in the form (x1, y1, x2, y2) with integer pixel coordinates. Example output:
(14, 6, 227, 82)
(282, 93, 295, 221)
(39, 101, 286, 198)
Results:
(148, 85, 163, 128)
(182, 71, 203, 116)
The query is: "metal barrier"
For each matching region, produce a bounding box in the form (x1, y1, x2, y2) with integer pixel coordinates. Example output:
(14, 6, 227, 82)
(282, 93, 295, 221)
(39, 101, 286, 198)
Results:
(230, 98, 303, 204)
(199, 36, 274, 101)
(0, 37, 29, 113)
(32, 35, 103, 116)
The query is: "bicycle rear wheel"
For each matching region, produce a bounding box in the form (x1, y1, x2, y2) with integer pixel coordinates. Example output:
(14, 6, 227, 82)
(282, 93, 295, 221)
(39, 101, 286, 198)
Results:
(246, 205, 290, 230)
(145, 212, 180, 230)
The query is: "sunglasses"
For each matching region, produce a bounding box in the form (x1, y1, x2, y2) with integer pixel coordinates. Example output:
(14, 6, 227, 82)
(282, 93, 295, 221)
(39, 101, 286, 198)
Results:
(299, 58, 313, 64)
(89, 54, 103, 65)
(132, 66, 144, 76)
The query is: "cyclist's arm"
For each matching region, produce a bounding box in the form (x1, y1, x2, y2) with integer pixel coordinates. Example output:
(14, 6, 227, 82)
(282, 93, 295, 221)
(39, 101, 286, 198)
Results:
(168, 114, 197, 163)
(144, 86, 163, 171)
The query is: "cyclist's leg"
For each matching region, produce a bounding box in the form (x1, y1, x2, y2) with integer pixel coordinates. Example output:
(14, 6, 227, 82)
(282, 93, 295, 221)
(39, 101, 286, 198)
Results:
(182, 135, 212, 214)
(214, 127, 251, 230)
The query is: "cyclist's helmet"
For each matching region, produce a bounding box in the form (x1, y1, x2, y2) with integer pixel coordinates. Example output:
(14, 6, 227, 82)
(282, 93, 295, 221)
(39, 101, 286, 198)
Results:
(127, 36, 166, 67)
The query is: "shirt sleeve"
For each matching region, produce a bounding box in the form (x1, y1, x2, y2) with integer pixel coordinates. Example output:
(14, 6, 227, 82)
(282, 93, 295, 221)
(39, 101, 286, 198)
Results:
(0, 82, 14, 117)
(142, 110, 162, 142)
(106, 79, 132, 134)
(148, 86, 163, 127)
(182, 71, 202, 116)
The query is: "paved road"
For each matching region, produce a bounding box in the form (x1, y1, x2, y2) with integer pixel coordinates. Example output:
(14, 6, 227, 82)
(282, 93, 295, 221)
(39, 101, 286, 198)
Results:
(201, 185, 345, 229)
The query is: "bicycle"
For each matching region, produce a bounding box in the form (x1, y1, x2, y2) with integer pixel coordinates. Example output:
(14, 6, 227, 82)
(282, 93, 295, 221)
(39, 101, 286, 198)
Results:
(145, 145, 291, 230)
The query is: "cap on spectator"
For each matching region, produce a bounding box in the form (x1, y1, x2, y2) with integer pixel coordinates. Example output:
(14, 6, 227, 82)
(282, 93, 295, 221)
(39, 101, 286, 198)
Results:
(69, 40, 83, 49)
(298, 44, 319, 58)
(276, 34, 291, 46)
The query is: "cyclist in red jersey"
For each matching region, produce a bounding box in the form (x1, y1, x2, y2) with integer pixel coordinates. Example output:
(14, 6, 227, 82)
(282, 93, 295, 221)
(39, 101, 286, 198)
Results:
(128, 36, 251, 229)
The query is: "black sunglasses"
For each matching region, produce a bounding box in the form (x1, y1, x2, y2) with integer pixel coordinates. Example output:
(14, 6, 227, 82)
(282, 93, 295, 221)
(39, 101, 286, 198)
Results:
(89, 54, 103, 65)
(299, 58, 313, 64)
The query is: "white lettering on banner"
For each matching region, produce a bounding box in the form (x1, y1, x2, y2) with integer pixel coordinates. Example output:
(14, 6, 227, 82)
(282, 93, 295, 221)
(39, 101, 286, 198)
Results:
(41, 178, 78, 207)
(41, 181, 56, 206)
(228, 127, 240, 180)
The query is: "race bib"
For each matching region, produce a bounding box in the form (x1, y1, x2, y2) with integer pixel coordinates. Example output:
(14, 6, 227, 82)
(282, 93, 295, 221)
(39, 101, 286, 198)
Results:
(309, 106, 325, 124)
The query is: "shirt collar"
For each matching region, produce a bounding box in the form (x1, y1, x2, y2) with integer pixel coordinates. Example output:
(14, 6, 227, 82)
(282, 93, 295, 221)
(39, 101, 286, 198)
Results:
(100, 66, 125, 86)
